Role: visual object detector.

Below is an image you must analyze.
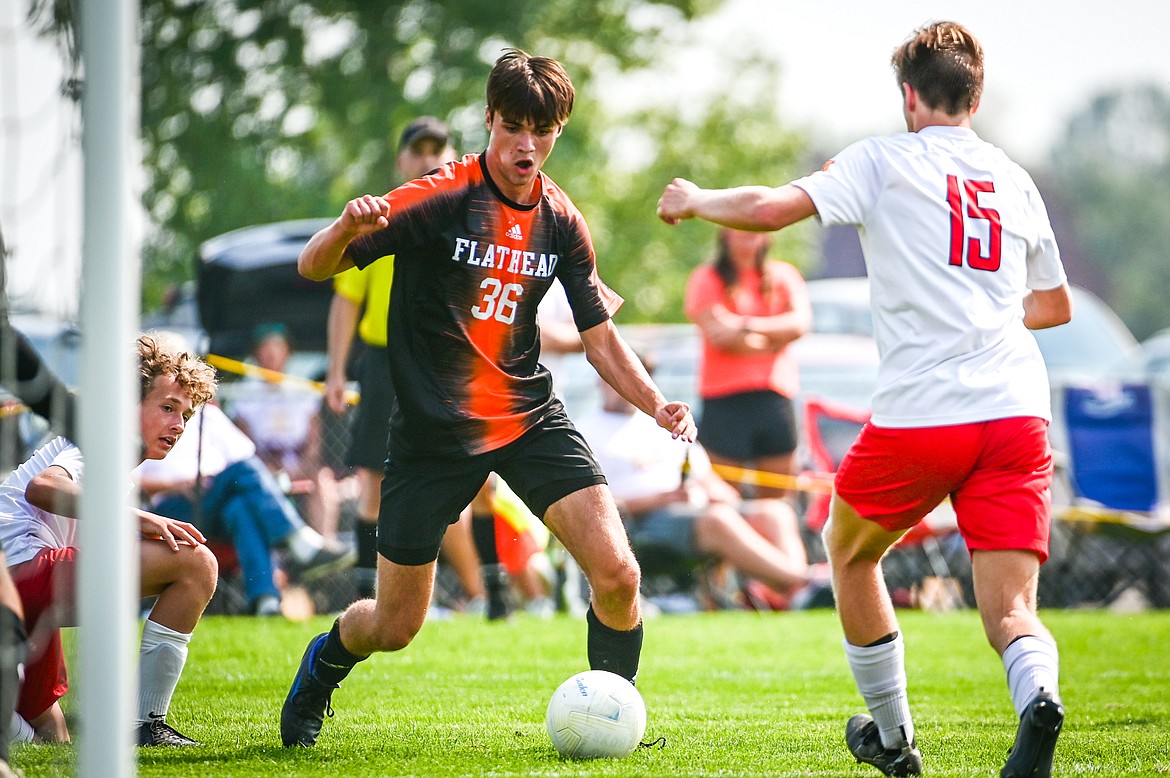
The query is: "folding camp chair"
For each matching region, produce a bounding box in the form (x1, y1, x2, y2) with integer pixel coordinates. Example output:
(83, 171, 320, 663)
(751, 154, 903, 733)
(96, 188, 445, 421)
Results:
(799, 395, 971, 608)
(1045, 381, 1170, 608)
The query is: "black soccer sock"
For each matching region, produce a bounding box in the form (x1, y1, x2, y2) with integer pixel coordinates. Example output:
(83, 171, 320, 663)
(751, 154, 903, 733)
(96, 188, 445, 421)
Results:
(355, 520, 379, 569)
(472, 512, 511, 619)
(313, 619, 365, 687)
(586, 606, 643, 685)
(0, 604, 28, 761)
(353, 520, 379, 598)
(470, 512, 498, 564)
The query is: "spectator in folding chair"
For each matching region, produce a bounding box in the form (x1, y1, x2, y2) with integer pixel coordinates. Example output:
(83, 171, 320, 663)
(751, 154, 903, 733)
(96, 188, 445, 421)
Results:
(658, 21, 1072, 776)
(229, 322, 345, 540)
(0, 226, 77, 445)
(576, 369, 830, 611)
(135, 400, 355, 617)
(1046, 381, 1170, 608)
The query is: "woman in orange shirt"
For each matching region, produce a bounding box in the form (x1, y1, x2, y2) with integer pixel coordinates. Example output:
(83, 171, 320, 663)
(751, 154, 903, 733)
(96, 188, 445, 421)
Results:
(684, 228, 811, 499)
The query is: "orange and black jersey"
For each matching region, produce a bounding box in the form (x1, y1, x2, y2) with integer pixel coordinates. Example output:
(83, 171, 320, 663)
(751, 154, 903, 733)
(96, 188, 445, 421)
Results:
(346, 153, 623, 457)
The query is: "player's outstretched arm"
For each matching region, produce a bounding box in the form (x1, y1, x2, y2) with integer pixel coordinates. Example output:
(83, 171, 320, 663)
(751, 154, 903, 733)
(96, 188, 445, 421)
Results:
(580, 321, 697, 442)
(656, 178, 818, 232)
(298, 194, 391, 281)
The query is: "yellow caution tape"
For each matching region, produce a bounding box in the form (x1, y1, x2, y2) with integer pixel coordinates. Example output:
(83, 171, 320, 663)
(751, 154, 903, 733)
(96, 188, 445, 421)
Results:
(205, 353, 360, 405)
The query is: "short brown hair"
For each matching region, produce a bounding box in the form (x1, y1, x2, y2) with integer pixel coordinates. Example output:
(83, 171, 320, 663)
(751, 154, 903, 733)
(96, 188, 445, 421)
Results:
(891, 21, 983, 115)
(137, 333, 217, 408)
(486, 48, 574, 128)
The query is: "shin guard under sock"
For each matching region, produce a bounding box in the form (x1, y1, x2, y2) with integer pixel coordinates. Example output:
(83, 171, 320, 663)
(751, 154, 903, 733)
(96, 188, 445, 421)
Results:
(586, 606, 643, 685)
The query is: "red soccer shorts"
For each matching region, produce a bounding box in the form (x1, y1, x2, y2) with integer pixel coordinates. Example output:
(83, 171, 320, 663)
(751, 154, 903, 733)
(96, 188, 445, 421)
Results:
(10, 546, 77, 721)
(834, 416, 1054, 562)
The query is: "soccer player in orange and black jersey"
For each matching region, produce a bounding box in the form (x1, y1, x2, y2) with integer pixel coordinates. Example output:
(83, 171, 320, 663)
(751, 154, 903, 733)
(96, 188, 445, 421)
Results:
(347, 151, 619, 459)
(281, 49, 696, 749)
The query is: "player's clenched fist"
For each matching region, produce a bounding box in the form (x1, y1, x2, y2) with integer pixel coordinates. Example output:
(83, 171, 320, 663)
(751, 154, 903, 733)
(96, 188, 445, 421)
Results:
(656, 177, 699, 225)
(299, 194, 392, 281)
(340, 194, 392, 234)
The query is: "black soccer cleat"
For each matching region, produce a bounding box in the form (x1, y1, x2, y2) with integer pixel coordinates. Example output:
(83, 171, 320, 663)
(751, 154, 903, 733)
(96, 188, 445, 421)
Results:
(280, 633, 337, 747)
(137, 713, 201, 746)
(845, 714, 923, 776)
(1001, 690, 1064, 778)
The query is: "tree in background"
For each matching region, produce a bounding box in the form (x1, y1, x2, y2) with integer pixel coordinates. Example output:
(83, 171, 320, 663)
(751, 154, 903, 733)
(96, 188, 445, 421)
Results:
(565, 68, 816, 323)
(28, 0, 816, 323)
(1047, 83, 1170, 340)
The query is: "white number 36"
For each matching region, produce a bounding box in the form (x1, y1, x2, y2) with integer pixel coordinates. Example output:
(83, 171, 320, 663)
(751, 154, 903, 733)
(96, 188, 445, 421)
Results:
(470, 278, 523, 324)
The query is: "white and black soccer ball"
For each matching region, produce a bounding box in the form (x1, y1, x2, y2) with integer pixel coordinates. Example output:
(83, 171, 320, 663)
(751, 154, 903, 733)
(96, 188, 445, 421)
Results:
(545, 670, 647, 759)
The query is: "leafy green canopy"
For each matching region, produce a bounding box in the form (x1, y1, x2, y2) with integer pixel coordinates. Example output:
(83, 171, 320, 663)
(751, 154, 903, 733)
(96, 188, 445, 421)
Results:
(32, 0, 816, 321)
(1047, 84, 1170, 340)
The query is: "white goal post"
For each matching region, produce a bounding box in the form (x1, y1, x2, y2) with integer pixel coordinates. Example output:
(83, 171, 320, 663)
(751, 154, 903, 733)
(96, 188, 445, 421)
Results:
(77, 0, 141, 776)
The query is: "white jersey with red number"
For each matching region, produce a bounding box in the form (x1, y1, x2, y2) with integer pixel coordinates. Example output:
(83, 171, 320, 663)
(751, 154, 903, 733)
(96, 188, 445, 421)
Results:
(0, 437, 83, 566)
(793, 125, 1067, 427)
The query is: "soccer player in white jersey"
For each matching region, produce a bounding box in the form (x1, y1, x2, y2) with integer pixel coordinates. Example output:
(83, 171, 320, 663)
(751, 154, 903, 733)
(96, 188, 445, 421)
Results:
(0, 335, 219, 747)
(657, 21, 1071, 778)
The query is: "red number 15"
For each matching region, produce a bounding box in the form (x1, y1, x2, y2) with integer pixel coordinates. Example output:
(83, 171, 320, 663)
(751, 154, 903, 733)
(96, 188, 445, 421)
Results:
(947, 175, 1001, 271)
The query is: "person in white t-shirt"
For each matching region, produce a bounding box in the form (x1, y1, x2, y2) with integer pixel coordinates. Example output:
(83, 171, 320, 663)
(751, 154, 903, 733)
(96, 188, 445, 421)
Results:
(134, 401, 355, 618)
(656, 21, 1071, 778)
(0, 335, 219, 747)
(576, 365, 829, 611)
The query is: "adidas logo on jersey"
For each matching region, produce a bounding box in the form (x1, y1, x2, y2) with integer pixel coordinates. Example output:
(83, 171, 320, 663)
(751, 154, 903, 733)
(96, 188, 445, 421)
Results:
(505, 223, 523, 241)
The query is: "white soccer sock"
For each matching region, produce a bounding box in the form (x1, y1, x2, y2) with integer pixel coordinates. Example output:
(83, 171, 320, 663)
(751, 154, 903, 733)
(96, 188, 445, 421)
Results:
(9, 712, 34, 743)
(844, 634, 914, 749)
(1002, 635, 1060, 718)
(138, 619, 192, 725)
(286, 525, 325, 563)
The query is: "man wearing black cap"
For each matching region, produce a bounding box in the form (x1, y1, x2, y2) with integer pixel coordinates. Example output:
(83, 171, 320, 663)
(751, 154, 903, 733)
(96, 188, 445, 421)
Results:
(396, 116, 450, 159)
(324, 117, 457, 598)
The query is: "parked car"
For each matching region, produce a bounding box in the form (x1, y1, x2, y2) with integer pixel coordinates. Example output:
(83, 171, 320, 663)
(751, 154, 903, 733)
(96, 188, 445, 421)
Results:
(195, 218, 334, 359)
(6, 312, 82, 390)
(144, 219, 336, 382)
(554, 322, 878, 422)
(0, 314, 81, 469)
(1118, 327, 1170, 383)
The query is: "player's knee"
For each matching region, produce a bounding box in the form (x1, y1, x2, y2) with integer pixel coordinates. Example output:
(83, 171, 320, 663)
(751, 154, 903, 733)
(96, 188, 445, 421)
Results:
(367, 616, 421, 653)
(185, 544, 219, 602)
(758, 497, 798, 528)
(590, 551, 640, 605)
(701, 504, 739, 534)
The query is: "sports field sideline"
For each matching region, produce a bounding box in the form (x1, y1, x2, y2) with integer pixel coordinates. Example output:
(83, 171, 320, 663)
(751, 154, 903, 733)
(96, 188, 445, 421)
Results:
(12, 607, 1168, 777)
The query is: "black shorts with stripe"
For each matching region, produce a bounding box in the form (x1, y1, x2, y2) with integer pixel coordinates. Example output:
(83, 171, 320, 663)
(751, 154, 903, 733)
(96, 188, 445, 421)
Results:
(377, 401, 606, 565)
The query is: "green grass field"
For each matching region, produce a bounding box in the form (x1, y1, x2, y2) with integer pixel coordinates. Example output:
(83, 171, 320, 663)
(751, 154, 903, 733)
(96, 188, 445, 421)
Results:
(11, 608, 1170, 777)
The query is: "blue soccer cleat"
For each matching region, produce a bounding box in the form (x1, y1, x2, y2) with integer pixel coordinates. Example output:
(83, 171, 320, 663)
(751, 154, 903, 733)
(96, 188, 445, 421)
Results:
(280, 633, 337, 747)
